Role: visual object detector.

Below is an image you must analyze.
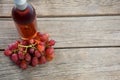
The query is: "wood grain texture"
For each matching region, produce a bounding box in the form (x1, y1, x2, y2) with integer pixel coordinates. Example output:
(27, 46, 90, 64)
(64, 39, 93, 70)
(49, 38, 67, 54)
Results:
(0, 48, 120, 80)
(0, 16, 120, 49)
(0, 0, 120, 17)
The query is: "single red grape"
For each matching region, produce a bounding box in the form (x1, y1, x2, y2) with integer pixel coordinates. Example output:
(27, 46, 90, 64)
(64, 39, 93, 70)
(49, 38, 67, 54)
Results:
(20, 40, 28, 45)
(48, 39, 56, 46)
(29, 39, 35, 44)
(8, 41, 19, 50)
(18, 51, 24, 60)
(19, 47, 25, 52)
(46, 53, 55, 61)
(39, 33, 49, 42)
(20, 60, 28, 69)
(37, 44, 45, 52)
(25, 53, 31, 62)
(45, 47, 54, 56)
(34, 50, 41, 58)
(11, 53, 18, 63)
(39, 56, 46, 64)
(16, 60, 20, 65)
(31, 57, 38, 67)
(29, 48, 35, 54)
(4, 49, 12, 56)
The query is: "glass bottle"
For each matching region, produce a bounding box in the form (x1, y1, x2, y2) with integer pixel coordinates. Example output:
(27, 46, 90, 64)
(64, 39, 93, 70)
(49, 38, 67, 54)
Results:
(12, 0, 37, 40)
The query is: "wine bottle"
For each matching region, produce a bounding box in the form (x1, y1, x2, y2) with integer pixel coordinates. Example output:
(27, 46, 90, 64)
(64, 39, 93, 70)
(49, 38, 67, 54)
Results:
(12, 0, 37, 40)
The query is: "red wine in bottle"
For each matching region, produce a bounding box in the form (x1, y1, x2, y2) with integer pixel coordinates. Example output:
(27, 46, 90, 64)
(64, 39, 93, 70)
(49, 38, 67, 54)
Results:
(12, 0, 37, 40)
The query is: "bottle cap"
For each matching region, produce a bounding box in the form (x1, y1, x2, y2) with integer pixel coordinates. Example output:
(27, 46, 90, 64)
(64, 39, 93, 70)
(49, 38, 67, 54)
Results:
(14, 0, 27, 10)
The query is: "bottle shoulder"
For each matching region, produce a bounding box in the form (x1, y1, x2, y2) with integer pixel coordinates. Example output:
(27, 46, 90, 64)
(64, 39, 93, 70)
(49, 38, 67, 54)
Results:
(12, 4, 35, 13)
(12, 4, 36, 24)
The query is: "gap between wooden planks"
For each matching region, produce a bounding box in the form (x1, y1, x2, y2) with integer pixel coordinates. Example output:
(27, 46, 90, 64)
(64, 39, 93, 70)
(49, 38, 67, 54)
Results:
(0, 16, 120, 49)
(0, 0, 120, 17)
(0, 48, 120, 80)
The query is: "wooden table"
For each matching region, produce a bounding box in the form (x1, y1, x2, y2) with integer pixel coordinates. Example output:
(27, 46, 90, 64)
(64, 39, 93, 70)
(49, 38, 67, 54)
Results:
(0, 0, 120, 80)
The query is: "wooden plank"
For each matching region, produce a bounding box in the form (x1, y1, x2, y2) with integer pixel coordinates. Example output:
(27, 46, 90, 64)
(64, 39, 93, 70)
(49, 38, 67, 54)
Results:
(0, 48, 120, 80)
(0, 16, 120, 49)
(0, 0, 120, 17)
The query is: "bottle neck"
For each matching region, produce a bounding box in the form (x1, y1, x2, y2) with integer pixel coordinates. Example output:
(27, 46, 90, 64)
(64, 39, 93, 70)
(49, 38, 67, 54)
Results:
(15, 2, 28, 10)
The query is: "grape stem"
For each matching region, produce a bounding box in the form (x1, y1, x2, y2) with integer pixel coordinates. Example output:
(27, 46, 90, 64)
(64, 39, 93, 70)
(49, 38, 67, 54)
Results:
(18, 43, 37, 53)
(18, 43, 37, 48)
(13, 49, 19, 53)
(18, 44, 32, 48)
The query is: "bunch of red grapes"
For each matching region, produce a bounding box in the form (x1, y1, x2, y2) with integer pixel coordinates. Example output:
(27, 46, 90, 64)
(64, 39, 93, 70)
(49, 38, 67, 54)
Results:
(4, 32, 55, 69)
